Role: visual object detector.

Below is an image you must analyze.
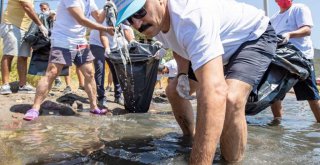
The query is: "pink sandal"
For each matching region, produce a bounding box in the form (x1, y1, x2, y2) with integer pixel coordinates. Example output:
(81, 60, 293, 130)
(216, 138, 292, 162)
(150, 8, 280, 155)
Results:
(23, 109, 39, 121)
(90, 108, 108, 115)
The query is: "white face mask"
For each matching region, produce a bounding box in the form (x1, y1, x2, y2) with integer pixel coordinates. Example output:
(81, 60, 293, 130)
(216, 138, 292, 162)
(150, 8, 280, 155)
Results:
(42, 11, 50, 15)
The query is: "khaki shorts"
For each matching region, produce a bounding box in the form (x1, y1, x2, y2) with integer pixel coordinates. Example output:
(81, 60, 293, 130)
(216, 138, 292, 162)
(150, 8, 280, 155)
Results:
(0, 23, 31, 57)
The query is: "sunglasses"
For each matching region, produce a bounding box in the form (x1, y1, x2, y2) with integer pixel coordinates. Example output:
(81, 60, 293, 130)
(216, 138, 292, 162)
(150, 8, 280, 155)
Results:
(127, 7, 147, 24)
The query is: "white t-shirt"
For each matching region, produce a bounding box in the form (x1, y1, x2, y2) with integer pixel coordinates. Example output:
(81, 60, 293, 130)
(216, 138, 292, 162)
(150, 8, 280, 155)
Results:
(155, 0, 269, 71)
(270, 4, 314, 59)
(51, 0, 98, 48)
(164, 59, 178, 78)
(89, 20, 131, 49)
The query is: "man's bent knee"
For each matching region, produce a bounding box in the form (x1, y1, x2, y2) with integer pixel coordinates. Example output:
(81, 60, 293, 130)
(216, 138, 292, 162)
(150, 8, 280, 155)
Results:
(226, 92, 247, 113)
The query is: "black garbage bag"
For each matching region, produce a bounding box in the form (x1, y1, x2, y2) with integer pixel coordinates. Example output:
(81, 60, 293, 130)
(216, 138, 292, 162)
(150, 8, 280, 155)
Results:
(245, 43, 311, 115)
(28, 46, 69, 76)
(26, 13, 69, 76)
(109, 42, 162, 113)
(24, 13, 51, 50)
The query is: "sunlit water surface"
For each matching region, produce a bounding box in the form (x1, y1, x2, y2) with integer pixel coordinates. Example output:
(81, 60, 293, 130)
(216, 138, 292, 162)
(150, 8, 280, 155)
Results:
(0, 94, 319, 164)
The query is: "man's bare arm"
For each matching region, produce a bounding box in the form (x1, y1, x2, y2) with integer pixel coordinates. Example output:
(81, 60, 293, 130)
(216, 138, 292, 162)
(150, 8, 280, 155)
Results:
(190, 56, 228, 165)
(123, 29, 134, 42)
(68, 7, 113, 34)
(173, 51, 189, 74)
(287, 25, 312, 38)
(100, 30, 110, 51)
(20, 1, 42, 26)
(91, 9, 106, 23)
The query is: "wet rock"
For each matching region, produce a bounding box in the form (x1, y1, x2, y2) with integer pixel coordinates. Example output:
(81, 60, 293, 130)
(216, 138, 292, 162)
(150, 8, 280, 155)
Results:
(152, 96, 168, 103)
(8, 81, 19, 93)
(41, 100, 76, 116)
(56, 93, 89, 106)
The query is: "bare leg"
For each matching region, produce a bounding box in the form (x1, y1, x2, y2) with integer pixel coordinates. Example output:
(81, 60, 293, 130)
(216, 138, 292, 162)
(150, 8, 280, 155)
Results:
(107, 70, 113, 87)
(78, 62, 98, 110)
(271, 100, 283, 119)
(166, 78, 198, 136)
(220, 79, 252, 162)
(1, 55, 13, 84)
(76, 67, 84, 87)
(307, 100, 320, 122)
(17, 56, 28, 86)
(32, 63, 64, 110)
(64, 74, 71, 87)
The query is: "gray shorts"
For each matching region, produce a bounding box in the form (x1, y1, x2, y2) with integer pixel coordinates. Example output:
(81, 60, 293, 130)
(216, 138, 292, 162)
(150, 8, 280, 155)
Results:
(224, 23, 277, 90)
(0, 23, 31, 57)
(49, 45, 95, 67)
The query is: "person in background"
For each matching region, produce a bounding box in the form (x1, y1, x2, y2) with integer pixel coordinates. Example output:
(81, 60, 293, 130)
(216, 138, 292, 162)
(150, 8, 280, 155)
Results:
(62, 67, 85, 93)
(270, 0, 320, 123)
(23, 0, 114, 121)
(155, 58, 165, 89)
(0, 0, 49, 95)
(105, 70, 113, 92)
(90, 2, 134, 107)
(158, 59, 177, 84)
(114, 0, 277, 163)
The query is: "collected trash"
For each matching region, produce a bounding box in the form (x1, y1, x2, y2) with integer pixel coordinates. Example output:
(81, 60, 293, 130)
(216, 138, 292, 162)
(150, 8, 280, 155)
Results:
(245, 42, 311, 115)
(109, 42, 162, 113)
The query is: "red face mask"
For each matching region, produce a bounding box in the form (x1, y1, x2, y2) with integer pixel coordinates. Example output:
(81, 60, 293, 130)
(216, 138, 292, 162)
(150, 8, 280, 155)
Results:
(276, 0, 292, 9)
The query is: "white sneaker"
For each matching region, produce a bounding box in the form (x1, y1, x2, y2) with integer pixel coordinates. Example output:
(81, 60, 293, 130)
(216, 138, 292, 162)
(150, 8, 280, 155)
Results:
(0, 84, 12, 95)
(18, 84, 36, 94)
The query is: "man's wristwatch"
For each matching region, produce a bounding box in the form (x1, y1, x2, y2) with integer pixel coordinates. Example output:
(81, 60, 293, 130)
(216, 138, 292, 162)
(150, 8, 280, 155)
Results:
(177, 73, 187, 78)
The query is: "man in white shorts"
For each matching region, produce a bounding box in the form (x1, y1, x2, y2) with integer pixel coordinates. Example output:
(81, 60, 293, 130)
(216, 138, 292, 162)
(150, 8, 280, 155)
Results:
(0, 0, 48, 94)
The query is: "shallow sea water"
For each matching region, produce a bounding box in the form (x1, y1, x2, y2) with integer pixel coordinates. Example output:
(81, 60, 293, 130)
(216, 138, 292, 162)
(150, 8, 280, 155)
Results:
(0, 94, 319, 164)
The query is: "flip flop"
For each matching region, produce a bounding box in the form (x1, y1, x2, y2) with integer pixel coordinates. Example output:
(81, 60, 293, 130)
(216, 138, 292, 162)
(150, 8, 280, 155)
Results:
(90, 108, 108, 115)
(23, 109, 39, 121)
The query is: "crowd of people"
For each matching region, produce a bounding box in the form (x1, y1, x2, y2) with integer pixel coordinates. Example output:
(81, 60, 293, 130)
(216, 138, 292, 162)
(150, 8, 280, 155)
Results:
(0, 0, 320, 164)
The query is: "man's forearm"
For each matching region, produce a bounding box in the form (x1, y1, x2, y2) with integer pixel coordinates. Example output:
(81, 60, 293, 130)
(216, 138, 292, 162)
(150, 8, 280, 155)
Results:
(68, 7, 113, 34)
(190, 86, 226, 165)
(288, 25, 311, 38)
(20, 2, 42, 26)
(190, 56, 227, 165)
(173, 52, 189, 74)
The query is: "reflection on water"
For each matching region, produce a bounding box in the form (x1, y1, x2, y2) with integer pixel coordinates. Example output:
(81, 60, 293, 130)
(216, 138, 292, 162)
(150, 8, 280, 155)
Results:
(0, 94, 319, 164)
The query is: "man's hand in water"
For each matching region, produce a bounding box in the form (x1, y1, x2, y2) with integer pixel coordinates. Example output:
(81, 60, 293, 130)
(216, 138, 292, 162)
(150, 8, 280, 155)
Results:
(176, 74, 195, 100)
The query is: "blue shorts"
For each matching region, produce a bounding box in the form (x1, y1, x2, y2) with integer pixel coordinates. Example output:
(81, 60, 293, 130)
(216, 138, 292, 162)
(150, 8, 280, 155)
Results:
(292, 61, 320, 101)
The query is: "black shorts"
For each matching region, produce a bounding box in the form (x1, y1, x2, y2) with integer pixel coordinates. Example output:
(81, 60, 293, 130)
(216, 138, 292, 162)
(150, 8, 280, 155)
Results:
(291, 61, 320, 100)
(188, 23, 277, 91)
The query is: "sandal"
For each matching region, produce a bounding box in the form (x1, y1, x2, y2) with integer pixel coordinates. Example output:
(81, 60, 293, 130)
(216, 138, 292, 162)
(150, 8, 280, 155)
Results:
(23, 109, 39, 121)
(90, 108, 108, 115)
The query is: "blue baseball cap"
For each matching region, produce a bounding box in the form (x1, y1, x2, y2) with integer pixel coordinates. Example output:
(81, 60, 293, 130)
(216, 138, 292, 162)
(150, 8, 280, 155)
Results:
(114, 0, 146, 26)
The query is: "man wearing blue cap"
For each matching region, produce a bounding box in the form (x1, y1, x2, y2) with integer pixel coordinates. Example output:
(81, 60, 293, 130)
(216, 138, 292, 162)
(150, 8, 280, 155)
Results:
(114, 0, 277, 163)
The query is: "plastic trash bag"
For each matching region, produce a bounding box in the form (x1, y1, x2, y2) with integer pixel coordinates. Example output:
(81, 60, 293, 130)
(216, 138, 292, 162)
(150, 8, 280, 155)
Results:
(245, 43, 311, 115)
(24, 13, 52, 50)
(109, 42, 162, 113)
(28, 46, 69, 76)
(27, 13, 68, 76)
